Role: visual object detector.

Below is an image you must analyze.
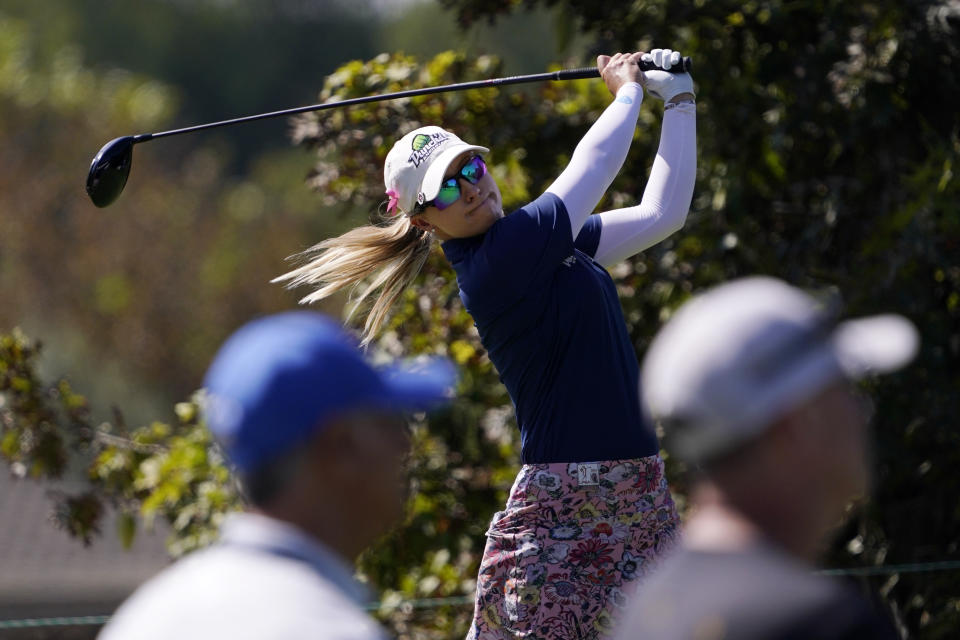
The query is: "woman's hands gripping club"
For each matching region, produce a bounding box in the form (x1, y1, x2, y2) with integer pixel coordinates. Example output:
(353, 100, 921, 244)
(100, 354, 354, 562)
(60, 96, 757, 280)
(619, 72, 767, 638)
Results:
(597, 49, 695, 103)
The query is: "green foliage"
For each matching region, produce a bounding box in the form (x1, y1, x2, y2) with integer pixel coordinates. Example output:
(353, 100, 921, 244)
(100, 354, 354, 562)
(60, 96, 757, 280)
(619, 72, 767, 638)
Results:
(295, 1, 960, 635)
(1, 329, 241, 554)
(0, 10, 352, 419)
(0, 0, 382, 170)
(0, 330, 81, 480)
(380, 1, 589, 75)
(1, 0, 958, 638)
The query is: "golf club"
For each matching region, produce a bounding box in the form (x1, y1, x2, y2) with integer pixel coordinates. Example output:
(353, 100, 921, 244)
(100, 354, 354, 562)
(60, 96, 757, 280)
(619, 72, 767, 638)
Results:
(86, 57, 693, 208)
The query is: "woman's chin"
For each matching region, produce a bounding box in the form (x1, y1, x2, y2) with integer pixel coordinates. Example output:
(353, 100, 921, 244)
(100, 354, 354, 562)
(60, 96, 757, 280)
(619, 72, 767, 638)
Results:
(483, 196, 504, 219)
(480, 203, 504, 226)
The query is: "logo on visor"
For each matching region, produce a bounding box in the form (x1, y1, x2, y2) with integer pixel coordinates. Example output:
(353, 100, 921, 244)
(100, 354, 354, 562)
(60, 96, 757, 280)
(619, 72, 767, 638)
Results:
(411, 134, 432, 151)
(408, 132, 449, 167)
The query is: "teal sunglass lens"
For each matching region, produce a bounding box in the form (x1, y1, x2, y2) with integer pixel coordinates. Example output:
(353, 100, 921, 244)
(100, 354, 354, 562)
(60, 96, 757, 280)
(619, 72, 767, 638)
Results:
(435, 180, 461, 208)
(461, 156, 485, 183)
(427, 156, 487, 211)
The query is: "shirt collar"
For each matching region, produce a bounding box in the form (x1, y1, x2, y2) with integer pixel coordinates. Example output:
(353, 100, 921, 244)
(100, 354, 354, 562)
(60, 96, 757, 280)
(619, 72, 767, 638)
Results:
(440, 235, 482, 263)
(219, 511, 371, 604)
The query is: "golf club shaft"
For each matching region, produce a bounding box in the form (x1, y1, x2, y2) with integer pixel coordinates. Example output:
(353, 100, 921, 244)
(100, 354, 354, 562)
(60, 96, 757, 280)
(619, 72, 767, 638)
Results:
(133, 59, 692, 144)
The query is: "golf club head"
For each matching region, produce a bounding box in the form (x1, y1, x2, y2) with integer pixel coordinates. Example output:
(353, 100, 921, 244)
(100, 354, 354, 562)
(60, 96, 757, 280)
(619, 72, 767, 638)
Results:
(86, 136, 135, 207)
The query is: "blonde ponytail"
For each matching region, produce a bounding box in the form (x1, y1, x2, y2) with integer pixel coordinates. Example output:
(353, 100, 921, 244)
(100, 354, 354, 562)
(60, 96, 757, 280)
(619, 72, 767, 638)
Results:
(273, 213, 433, 346)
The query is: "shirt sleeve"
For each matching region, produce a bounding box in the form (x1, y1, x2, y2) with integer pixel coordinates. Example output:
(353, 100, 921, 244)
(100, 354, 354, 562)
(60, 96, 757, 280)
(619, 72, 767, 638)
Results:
(574, 214, 603, 258)
(592, 101, 697, 267)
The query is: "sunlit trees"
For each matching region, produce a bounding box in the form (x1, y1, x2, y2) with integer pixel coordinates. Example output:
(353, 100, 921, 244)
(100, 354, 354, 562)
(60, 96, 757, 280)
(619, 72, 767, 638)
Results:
(2, 0, 959, 637)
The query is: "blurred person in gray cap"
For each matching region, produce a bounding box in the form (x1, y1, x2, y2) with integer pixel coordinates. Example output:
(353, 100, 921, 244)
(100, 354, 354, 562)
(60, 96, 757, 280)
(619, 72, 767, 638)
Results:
(99, 311, 456, 640)
(613, 276, 917, 640)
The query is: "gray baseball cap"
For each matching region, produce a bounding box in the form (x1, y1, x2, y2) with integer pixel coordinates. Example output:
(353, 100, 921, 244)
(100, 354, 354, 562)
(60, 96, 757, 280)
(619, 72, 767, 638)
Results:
(641, 277, 919, 463)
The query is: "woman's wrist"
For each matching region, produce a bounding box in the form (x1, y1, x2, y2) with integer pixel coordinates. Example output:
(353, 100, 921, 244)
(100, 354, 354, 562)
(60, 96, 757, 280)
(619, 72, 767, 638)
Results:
(616, 82, 644, 100)
(665, 92, 695, 112)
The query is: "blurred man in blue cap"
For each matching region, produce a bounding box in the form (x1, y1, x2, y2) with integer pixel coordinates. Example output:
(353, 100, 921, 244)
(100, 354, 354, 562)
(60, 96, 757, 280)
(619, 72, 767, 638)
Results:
(100, 311, 456, 640)
(612, 276, 916, 640)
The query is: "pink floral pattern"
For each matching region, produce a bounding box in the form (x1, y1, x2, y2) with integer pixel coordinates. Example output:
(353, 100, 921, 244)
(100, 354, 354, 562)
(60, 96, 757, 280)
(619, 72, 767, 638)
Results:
(467, 455, 679, 640)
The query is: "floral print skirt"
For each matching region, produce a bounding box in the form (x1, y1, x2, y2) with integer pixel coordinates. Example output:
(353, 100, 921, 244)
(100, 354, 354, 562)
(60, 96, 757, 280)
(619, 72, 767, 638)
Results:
(467, 456, 679, 640)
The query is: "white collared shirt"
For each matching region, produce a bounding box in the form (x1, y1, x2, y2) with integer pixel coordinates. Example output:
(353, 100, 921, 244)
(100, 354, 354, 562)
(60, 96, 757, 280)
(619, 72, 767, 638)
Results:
(98, 512, 389, 640)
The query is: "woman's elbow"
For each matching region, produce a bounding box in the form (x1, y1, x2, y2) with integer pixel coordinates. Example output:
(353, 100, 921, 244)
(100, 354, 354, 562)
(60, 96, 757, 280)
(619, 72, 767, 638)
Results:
(662, 206, 690, 238)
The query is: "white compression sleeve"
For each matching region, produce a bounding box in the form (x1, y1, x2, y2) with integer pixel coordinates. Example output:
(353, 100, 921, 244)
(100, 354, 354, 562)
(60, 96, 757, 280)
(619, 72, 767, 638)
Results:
(592, 101, 696, 268)
(545, 83, 644, 238)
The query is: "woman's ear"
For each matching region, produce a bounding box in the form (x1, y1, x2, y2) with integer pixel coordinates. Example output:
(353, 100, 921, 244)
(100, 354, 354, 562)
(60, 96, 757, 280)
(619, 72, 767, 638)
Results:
(408, 216, 432, 232)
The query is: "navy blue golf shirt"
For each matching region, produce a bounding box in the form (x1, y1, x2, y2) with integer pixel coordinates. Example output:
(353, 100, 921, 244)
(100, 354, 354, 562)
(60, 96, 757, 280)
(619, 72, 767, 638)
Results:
(441, 192, 659, 464)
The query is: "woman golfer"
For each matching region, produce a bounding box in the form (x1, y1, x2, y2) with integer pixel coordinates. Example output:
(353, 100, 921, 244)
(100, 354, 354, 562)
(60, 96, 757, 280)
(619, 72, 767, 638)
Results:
(276, 50, 696, 639)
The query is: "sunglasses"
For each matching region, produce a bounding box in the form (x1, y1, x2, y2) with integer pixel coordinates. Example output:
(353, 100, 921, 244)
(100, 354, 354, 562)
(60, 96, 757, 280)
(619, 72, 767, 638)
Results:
(418, 155, 487, 212)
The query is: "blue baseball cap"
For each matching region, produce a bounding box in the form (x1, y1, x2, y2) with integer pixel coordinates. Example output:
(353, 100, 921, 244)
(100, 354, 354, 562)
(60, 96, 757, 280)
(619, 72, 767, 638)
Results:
(203, 311, 456, 473)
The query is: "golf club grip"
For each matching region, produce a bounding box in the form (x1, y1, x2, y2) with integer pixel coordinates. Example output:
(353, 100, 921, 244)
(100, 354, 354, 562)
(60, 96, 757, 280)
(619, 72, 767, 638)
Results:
(555, 57, 693, 81)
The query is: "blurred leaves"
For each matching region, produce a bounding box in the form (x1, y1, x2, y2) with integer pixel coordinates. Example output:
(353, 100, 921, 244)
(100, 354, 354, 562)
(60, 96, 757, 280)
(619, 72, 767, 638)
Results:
(1, 328, 241, 554)
(1, 0, 959, 638)
(0, 330, 74, 479)
(0, 10, 349, 415)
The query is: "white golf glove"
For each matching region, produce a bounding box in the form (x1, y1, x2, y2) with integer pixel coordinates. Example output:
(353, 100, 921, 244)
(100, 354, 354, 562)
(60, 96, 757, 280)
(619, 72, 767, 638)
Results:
(642, 48, 695, 102)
